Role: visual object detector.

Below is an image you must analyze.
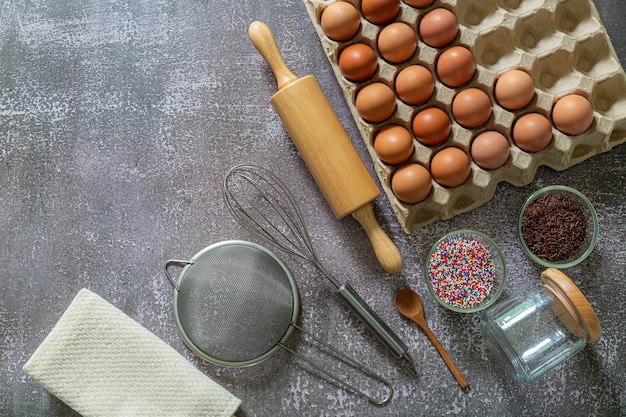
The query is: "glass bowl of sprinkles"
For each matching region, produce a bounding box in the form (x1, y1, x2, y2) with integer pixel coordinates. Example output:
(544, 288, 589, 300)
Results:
(518, 185, 598, 269)
(425, 230, 507, 313)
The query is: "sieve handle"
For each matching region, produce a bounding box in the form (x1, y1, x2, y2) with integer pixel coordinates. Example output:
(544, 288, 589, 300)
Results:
(337, 283, 411, 363)
(164, 259, 192, 291)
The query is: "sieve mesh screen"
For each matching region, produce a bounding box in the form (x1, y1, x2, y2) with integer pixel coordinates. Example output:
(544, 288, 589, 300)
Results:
(176, 243, 297, 364)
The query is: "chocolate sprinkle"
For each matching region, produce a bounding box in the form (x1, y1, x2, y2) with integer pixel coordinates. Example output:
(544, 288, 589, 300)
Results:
(521, 194, 588, 263)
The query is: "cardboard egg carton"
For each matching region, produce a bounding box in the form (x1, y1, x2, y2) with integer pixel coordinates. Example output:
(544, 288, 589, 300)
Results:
(302, 0, 626, 233)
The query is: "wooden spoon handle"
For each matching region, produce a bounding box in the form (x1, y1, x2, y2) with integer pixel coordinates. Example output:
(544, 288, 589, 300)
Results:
(351, 204, 402, 274)
(248, 21, 298, 90)
(421, 324, 469, 389)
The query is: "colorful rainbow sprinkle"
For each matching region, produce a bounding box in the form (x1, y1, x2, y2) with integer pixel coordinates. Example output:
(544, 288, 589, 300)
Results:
(427, 234, 497, 309)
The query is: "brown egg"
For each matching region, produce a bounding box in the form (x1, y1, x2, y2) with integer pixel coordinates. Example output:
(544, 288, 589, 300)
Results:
(395, 65, 434, 105)
(320, 2, 361, 41)
(355, 82, 397, 123)
(391, 163, 432, 204)
(404, 0, 436, 8)
(552, 94, 594, 135)
(378, 22, 417, 64)
(471, 131, 510, 170)
(452, 88, 492, 128)
(430, 147, 471, 187)
(362, 0, 400, 25)
(436, 46, 475, 87)
(374, 125, 414, 165)
(494, 69, 535, 110)
(512, 113, 552, 152)
(419, 8, 458, 48)
(412, 107, 451, 146)
(339, 43, 378, 82)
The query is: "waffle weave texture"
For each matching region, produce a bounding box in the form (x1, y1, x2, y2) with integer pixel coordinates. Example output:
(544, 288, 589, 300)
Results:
(23, 288, 241, 417)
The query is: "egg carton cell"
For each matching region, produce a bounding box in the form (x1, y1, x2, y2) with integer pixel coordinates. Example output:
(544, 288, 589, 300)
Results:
(496, 0, 544, 16)
(609, 124, 626, 148)
(574, 33, 622, 80)
(454, 0, 503, 32)
(530, 48, 583, 97)
(554, 0, 602, 39)
(568, 130, 610, 164)
(591, 73, 626, 120)
(472, 26, 522, 73)
(513, 8, 563, 55)
(303, 0, 626, 233)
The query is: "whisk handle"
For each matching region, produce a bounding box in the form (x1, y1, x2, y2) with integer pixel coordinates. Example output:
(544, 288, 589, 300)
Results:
(351, 204, 403, 274)
(337, 283, 410, 362)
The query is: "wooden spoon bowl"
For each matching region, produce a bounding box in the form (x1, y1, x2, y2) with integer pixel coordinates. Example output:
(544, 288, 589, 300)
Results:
(395, 288, 469, 390)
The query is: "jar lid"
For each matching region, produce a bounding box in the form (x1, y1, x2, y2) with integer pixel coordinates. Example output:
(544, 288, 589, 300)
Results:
(540, 268, 601, 343)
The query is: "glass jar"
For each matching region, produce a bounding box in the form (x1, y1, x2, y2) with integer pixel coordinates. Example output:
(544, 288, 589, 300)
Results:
(479, 268, 601, 383)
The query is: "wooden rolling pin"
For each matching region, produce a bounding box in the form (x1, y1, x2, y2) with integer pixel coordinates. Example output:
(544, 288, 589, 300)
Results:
(248, 21, 402, 274)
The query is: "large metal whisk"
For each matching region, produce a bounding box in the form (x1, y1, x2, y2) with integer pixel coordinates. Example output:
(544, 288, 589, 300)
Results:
(222, 164, 410, 364)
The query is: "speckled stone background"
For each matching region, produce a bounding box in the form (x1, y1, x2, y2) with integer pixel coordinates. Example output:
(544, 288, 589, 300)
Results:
(1, 1, 624, 416)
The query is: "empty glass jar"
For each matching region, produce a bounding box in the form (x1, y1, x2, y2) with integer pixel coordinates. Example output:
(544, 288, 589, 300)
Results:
(479, 268, 601, 382)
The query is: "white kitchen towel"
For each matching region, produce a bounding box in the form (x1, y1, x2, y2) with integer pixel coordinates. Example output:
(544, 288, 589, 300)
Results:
(23, 288, 241, 417)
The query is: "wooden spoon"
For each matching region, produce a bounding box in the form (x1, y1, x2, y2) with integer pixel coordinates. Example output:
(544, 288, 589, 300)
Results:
(395, 288, 469, 390)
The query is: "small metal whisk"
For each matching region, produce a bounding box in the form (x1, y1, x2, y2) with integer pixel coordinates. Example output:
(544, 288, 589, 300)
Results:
(222, 164, 411, 364)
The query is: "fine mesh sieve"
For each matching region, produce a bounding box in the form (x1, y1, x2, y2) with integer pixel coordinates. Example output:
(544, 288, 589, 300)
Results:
(164, 240, 393, 405)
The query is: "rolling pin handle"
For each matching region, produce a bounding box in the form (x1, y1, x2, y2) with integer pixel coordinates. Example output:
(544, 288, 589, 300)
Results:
(248, 21, 299, 90)
(351, 203, 403, 274)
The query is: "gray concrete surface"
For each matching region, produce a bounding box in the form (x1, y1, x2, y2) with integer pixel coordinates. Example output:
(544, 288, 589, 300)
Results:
(1, 1, 624, 416)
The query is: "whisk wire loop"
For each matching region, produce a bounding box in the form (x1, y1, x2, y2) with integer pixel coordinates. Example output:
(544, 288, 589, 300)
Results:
(223, 164, 340, 288)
